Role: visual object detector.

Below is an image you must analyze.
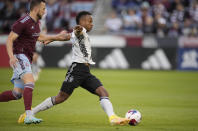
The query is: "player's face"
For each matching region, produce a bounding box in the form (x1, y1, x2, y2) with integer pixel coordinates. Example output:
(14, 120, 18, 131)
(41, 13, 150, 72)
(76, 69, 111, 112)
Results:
(37, 2, 46, 20)
(81, 15, 93, 32)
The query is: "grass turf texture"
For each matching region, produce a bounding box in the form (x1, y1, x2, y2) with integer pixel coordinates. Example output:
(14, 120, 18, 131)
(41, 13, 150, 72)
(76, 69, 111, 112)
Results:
(0, 68, 198, 131)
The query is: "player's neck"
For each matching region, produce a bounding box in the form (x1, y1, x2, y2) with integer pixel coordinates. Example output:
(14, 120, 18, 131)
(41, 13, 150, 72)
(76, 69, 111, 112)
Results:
(29, 11, 39, 22)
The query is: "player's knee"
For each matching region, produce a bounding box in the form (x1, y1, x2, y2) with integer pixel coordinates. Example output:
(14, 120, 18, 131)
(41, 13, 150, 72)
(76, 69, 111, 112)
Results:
(24, 82, 35, 90)
(12, 90, 22, 100)
(55, 96, 66, 104)
(61, 81, 74, 95)
(22, 73, 35, 84)
(96, 86, 109, 97)
(102, 90, 109, 97)
(55, 92, 69, 104)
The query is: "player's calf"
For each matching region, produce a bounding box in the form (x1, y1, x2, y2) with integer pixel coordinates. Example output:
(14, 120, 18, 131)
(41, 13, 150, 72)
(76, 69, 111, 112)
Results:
(54, 91, 70, 104)
(96, 87, 130, 125)
(0, 90, 22, 102)
(95, 86, 109, 97)
(12, 90, 22, 100)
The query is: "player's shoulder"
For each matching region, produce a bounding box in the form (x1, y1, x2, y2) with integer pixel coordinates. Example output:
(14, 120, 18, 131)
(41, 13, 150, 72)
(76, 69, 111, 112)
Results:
(19, 15, 31, 23)
(71, 27, 87, 37)
(15, 14, 31, 25)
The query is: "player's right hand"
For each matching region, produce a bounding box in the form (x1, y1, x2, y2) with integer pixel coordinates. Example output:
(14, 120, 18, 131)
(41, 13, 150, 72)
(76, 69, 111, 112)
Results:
(9, 56, 18, 68)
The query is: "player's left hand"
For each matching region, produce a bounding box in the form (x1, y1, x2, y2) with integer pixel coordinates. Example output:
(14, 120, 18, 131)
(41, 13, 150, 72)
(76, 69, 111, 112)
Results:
(58, 30, 71, 41)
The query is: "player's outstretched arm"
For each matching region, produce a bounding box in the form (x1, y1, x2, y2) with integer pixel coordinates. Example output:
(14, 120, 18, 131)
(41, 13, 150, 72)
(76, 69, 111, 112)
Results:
(38, 30, 71, 45)
(6, 31, 19, 68)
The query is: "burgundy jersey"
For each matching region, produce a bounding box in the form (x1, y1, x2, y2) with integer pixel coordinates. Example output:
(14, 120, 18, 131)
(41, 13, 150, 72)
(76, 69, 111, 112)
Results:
(12, 14, 41, 62)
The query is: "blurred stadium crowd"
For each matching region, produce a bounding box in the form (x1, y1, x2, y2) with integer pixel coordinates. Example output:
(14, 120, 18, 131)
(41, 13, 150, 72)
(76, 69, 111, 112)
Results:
(106, 0, 198, 37)
(1, 0, 198, 37)
(0, 0, 94, 33)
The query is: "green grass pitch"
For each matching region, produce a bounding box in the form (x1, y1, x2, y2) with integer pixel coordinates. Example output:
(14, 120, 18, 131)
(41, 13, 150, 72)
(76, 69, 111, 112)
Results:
(0, 68, 198, 131)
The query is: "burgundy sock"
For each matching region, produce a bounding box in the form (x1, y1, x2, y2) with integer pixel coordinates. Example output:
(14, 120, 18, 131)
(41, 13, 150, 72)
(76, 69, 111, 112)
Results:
(23, 83, 34, 110)
(0, 90, 16, 102)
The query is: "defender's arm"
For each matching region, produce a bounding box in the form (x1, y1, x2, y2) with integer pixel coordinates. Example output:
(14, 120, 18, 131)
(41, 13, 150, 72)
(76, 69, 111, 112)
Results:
(6, 31, 19, 67)
(38, 30, 71, 45)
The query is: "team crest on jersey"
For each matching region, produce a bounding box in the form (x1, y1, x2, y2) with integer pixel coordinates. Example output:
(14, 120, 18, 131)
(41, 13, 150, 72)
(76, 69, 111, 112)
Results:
(31, 26, 34, 29)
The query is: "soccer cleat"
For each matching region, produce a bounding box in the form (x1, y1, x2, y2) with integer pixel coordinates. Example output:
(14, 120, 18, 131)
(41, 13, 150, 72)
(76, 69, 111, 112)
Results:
(24, 116, 43, 124)
(18, 112, 26, 124)
(109, 115, 130, 125)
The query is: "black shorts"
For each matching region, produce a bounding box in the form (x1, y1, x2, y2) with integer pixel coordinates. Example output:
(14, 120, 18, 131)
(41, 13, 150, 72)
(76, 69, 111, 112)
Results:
(60, 62, 103, 95)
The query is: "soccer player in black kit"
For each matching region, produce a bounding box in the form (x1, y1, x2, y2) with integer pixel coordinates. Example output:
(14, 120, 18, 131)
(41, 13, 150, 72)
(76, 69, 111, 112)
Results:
(18, 11, 129, 125)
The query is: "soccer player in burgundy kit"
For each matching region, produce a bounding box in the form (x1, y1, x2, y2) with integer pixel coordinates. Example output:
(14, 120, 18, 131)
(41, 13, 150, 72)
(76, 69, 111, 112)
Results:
(0, 0, 69, 124)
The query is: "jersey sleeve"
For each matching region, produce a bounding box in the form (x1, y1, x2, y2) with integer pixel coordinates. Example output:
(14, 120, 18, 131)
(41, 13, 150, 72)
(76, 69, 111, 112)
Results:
(82, 28, 86, 33)
(70, 31, 76, 43)
(11, 20, 25, 35)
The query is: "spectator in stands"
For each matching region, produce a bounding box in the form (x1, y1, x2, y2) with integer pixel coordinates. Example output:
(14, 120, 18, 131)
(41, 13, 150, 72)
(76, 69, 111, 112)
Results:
(112, 0, 129, 14)
(170, 3, 189, 25)
(152, 0, 169, 19)
(168, 0, 192, 13)
(161, 0, 171, 10)
(105, 11, 123, 33)
(189, 0, 198, 24)
(46, 0, 61, 31)
(122, 8, 141, 33)
(153, 13, 167, 37)
(53, 0, 71, 31)
(181, 18, 193, 36)
(125, 0, 142, 9)
(0, 0, 20, 33)
(140, 2, 154, 34)
(190, 27, 198, 36)
(168, 22, 181, 37)
(181, 17, 198, 37)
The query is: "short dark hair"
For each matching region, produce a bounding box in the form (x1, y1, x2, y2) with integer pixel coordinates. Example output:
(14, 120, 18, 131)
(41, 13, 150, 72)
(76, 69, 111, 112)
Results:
(76, 11, 92, 24)
(30, 0, 46, 11)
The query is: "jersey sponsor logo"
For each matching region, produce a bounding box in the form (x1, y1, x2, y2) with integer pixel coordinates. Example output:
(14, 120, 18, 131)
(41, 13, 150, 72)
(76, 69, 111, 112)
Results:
(32, 33, 40, 37)
(99, 49, 129, 69)
(141, 49, 171, 70)
(20, 16, 30, 23)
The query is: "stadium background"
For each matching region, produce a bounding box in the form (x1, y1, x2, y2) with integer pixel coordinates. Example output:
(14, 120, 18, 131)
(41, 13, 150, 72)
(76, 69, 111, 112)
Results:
(0, 0, 198, 131)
